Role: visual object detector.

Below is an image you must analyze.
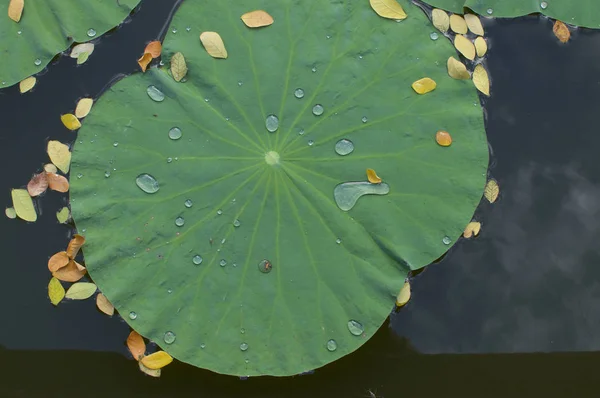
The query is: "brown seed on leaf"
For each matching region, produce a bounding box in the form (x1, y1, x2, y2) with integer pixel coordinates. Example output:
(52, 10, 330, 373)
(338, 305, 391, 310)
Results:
(48, 251, 70, 272)
(553, 20, 570, 43)
(27, 172, 48, 197)
(47, 173, 69, 192)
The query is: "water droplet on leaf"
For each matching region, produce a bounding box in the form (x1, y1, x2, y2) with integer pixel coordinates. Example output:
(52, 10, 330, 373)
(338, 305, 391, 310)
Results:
(258, 259, 272, 273)
(129, 311, 138, 320)
(240, 342, 249, 351)
(347, 320, 364, 336)
(135, 173, 160, 194)
(184, 199, 193, 208)
(147, 85, 165, 102)
(334, 139, 354, 156)
(540, 1, 548, 9)
(326, 339, 337, 351)
(219, 259, 227, 267)
(164, 331, 176, 344)
(175, 216, 185, 227)
(233, 219, 241, 227)
(430, 32, 439, 40)
(192, 255, 203, 265)
(87, 28, 96, 37)
(442, 236, 451, 245)
(333, 182, 390, 211)
(169, 127, 182, 140)
(294, 88, 305, 99)
(312, 104, 324, 116)
(265, 114, 279, 133)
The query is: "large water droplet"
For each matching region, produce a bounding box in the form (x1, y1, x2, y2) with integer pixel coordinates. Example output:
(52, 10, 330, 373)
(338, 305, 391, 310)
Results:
(200, 343, 206, 349)
(334, 139, 354, 156)
(129, 311, 137, 320)
(442, 236, 451, 245)
(486, 8, 493, 14)
(294, 88, 305, 99)
(540, 1, 548, 9)
(169, 127, 182, 140)
(175, 216, 185, 227)
(347, 320, 364, 336)
(135, 173, 159, 194)
(184, 199, 193, 208)
(361, 116, 368, 123)
(87, 28, 96, 37)
(333, 182, 390, 211)
(217, 209, 223, 215)
(147, 85, 165, 102)
(258, 259, 272, 273)
(265, 114, 279, 133)
(219, 259, 227, 267)
(312, 104, 324, 116)
(326, 339, 337, 352)
(240, 342, 249, 351)
(164, 331, 176, 344)
(34, 58, 41, 66)
(192, 255, 203, 265)
(233, 219, 241, 227)
(430, 32, 439, 41)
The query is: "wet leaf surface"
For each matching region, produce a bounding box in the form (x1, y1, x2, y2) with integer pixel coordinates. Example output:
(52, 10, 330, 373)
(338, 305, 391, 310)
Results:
(70, 43, 94, 59)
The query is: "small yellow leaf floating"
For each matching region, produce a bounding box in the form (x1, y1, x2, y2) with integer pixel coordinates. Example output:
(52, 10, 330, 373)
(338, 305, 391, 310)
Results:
(369, 0, 407, 20)
(52, 260, 86, 282)
(463, 221, 481, 238)
(48, 277, 65, 306)
(19, 76, 36, 94)
(553, 20, 570, 43)
(473, 64, 490, 96)
(454, 34, 475, 60)
(11, 189, 36, 222)
(139, 361, 161, 378)
(474, 37, 488, 57)
(48, 251, 69, 272)
(65, 282, 97, 300)
(241, 10, 274, 28)
(436, 130, 452, 147)
(8, 0, 24, 23)
(432, 9, 449, 32)
(396, 280, 411, 307)
(47, 140, 71, 173)
(60, 114, 81, 131)
(127, 331, 146, 361)
(366, 168, 382, 184)
(141, 351, 173, 370)
(96, 293, 115, 316)
(5, 207, 17, 219)
(447, 57, 470, 80)
(75, 98, 93, 118)
(200, 31, 228, 59)
(144, 41, 162, 58)
(44, 163, 58, 173)
(137, 53, 152, 73)
(411, 77, 436, 94)
(449, 14, 467, 34)
(66, 234, 85, 259)
(464, 13, 484, 36)
(76, 52, 90, 65)
(484, 179, 499, 203)
(27, 172, 48, 197)
(170, 52, 188, 82)
(56, 207, 70, 223)
(70, 43, 94, 59)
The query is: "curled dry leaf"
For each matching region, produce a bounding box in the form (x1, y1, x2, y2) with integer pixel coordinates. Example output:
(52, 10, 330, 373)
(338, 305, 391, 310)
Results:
(432, 9, 449, 32)
(48, 277, 65, 306)
(170, 52, 188, 82)
(464, 13, 484, 36)
(144, 41, 162, 58)
(366, 168, 382, 184)
(60, 114, 81, 131)
(484, 179, 499, 203)
(449, 14, 467, 34)
(127, 330, 146, 361)
(447, 57, 470, 80)
(11, 189, 36, 222)
(70, 43, 94, 59)
(19, 76, 36, 93)
(474, 37, 487, 57)
(473, 64, 490, 96)
(553, 20, 570, 43)
(75, 98, 93, 118)
(66, 234, 85, 259)
(5, 207, 17, 219)
(52, 260, 86, 282)
(8, 0, 24, 23)
(241, 10, 274, 28)
(396, 280, 411, 307)
(44, 163, 58, 173)
(463, 221, 481, 238)
(454, 35, 475, 60)
(199, 31, 228, 59)
(47, 140, 71, 173)
(27, 172, 48, 197)
(411, 77, 436, 94)
(141, 351, 173, 370)
(435, 130, 452, 147)
(48, 251, 70, 272)
(56, 207, 70, 223)
(65, 282, 97, 300)
(47, 173, 69, 192)
(138, 53, 152, 73)
(96, 293, 115, 316)
(139, 361, 161, 377)
(369, 0, 407, 20)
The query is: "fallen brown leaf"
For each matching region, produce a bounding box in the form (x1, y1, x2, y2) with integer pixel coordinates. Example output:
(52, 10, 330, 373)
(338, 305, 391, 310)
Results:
(27, 173, 48, 197)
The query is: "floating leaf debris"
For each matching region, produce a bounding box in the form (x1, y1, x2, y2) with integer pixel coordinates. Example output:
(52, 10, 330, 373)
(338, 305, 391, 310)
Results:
(447, 57, 470, 80)
(200, 32, 228, 59)
(366, 168, 382, 184)
(369, 0, 407, 20)
(484, 179, 499, 203)
(241, 10, 274, 28)
(463, 221, 481, 238)
(473, 64, 490, 96)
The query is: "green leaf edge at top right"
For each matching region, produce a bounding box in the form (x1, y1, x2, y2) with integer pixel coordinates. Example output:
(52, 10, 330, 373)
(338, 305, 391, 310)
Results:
(422, 0, 600, 28)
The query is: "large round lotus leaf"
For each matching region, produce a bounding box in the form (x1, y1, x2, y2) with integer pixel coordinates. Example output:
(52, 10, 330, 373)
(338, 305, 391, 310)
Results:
(70, 0, 488, 376)
(424, 0, 600, 29)
(0, 0, 140, 89)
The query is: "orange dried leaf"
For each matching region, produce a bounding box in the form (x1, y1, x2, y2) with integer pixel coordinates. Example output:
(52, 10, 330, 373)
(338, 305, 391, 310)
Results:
(48, 251, 69, 272)
(436, 130, 452, 147)
(144, 41, 162, 58)
(241, 10, 274, 28)
(46, 173, 69, 192)
(96, 293, 115, 316)
(66, 234, 85, 259)
(366, 168, 382, 184)
(27, 172, 48, 197)
(74, 261, 86, 271)
(8, 0, 24, 23)
(138, 53, 152, 72)
(553, 20, 570, 43)
(52, 260, 86, 282)
(127, 331, 146, 361)
(141, 351, 173, 370)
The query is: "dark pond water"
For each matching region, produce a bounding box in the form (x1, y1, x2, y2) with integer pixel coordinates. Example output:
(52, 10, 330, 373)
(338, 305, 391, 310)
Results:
(2, 1, 600, 397)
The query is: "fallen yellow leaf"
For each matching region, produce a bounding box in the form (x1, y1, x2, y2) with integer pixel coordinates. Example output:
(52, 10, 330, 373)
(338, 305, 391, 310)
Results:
(170, 52, 188, 82)
(200, 31, 228, 59)
(474, 37, 488, 57)
(138, 53, 152, 72)
(11, 189, 36, 222)
(61, 114, 81, 130)
(52, 260, 86, 282)
(56, 207, 70, 223)
(75, 98, 93, 118)
(8, 0, 24, 22)
(473, 64, 490, 96)
(48, 277, 65, 306)
(396, 280, 411, 307)
(76, 52, 90, 65)
(411, 77, 436, 94)
(454, 35, 475, 60)
(96, 293, 115, 316)
(484, 179, 499, 203)
(5, 207, 17, 219)
(48, 251, 69, 272)
(436, 130, 452, 147)
(450, 14, 467, 34)
(19, 76, 36, 93)
(66, 234, 85, 259)
(44, 163, 58, 173)
(47, 173, 69, 193)
(369, 0, 407, 20)
(144, 41, 162, 58)
(141, 351, 173, 370)
(139, 361, 161, 377)
(366, 168, 382, 184)
(463, 221, 481, 238)
(241, 10, 274, 28)
(47, 140, 71, 173)
(65, 282, 97, 300)
(127, 331, 146, 361)
(553, 20, 570, 43)
(70, 43, 94, 59)
(464, 13, 484, 36)
(27, 172, 48, 197)
(432, 9, 449, 32)
(447, 57, 470, 80)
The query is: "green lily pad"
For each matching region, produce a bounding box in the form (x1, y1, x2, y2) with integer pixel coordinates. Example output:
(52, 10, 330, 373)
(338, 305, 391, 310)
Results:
(424, 0, 600, 29)
(70, 0, 488, 376)
(0, 0, 140, 89)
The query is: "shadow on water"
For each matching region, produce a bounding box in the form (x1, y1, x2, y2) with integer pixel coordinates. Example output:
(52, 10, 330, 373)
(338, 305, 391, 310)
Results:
(2, 1, 600, 396)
